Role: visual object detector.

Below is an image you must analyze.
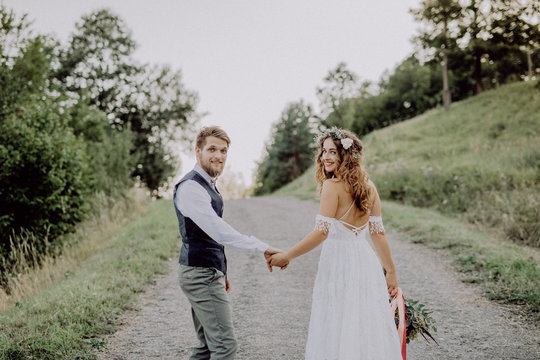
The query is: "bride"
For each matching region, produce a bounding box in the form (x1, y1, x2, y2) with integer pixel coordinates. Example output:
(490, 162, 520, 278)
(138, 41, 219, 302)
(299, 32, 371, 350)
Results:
(270, 127, 402, 360)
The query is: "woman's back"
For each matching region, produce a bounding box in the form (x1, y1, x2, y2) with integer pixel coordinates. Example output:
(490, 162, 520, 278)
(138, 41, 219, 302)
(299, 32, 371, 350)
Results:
(328, 178, 374, 231)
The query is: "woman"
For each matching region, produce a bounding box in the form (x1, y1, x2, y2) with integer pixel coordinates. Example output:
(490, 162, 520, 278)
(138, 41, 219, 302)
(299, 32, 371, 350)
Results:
(270, 127, 402, 359)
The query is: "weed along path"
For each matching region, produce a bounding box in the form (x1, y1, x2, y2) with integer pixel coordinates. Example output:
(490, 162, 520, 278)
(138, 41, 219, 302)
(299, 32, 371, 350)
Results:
(98, 196, 540, 360)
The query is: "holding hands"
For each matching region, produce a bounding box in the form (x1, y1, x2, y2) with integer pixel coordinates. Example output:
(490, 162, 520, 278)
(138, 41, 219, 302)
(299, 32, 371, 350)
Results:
(269, 252, 290, 270)
(264, 247, 290, 271)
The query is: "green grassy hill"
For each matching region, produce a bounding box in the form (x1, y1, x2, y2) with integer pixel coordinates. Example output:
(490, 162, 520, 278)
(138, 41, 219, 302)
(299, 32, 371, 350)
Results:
(281, 80, 540, 247)
(277, 81, 540, 317)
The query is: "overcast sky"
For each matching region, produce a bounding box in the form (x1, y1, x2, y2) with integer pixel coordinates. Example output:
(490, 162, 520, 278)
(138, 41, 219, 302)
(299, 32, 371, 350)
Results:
(4, 0, 421, 185)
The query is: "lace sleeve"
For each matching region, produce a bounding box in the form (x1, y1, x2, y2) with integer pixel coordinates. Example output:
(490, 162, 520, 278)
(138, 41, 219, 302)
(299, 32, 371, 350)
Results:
(314, 214, 333, 235)
(369, 216, 385, 234)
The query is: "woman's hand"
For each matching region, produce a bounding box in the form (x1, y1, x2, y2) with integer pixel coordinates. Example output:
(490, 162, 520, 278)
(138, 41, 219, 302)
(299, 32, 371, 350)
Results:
(385, 270, 398, 297)
(270, 252, 290, 269)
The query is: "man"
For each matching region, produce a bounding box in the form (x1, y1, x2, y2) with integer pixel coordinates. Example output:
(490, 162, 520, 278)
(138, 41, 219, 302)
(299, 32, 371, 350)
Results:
(174, 126, 280, 360)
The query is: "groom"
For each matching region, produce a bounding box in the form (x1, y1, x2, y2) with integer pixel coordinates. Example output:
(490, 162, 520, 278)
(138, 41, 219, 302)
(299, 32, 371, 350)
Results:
(174, 126, 280, 360)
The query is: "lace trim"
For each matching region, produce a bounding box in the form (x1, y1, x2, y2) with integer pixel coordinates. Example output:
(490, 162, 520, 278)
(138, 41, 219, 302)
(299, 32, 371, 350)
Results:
(315, 214, 333, 235)
(369, 216, 385, 234)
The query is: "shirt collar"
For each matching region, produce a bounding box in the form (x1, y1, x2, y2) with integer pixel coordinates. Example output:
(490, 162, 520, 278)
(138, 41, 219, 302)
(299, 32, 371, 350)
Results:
(194, 164, 217, 186)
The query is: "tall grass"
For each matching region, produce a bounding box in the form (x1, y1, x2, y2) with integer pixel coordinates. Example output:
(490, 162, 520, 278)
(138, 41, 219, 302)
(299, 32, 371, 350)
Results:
(383, 201, 540, 318)
(0, 187, 149, 310)
(363, 81, 539, 246)
(0, 197, 178, 359)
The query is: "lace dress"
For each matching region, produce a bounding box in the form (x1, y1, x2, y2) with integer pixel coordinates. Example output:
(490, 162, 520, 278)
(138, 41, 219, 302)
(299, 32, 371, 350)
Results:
(304, 203, 402, 360)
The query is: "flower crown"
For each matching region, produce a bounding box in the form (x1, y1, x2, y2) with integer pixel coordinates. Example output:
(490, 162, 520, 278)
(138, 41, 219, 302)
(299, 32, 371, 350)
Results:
(316, 127, 360, 158)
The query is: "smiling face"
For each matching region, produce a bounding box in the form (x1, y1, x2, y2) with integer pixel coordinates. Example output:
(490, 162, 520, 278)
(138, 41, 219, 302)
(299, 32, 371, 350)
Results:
(321, 137, 340, 174)
(196, 136, 229, 177)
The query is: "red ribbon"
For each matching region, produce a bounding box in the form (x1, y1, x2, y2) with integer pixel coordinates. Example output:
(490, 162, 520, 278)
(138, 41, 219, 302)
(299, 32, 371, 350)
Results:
(390, 287, 407, 360)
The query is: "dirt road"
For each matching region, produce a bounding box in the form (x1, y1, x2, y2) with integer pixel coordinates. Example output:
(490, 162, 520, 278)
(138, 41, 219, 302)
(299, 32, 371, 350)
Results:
(98, 196, 540, 360)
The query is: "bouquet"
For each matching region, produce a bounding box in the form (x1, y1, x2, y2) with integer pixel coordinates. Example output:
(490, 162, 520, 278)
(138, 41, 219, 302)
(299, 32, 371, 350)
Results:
(394, 295, 438, 344)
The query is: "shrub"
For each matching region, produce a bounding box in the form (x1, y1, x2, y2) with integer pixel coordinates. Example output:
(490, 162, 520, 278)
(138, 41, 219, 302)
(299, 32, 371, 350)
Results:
(0, 98, 92, 258)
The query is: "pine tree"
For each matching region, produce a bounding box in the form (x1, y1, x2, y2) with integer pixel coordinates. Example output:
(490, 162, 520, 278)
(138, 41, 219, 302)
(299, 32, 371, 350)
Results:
(254, 101, 317, 195)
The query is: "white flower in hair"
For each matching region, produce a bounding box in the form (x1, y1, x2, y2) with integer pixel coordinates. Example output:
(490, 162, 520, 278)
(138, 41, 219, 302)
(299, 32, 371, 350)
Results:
(341, 138, 353, 150)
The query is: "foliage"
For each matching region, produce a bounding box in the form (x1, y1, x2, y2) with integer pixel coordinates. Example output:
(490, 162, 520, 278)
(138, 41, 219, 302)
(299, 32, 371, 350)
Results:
(0, 5, 198, 285)
(0, 7, 54, 117)
(364, 81, 540, 247)
(0, 98, 92, 260)
(276, 82, 540, 319)
(323, 0, 540, 138)
(488, 0, 540, 83)
(384, 201, 540, 319)
(0, 7, 93, 256)
(400, 298, 438, 344)
(54, 8, 138, 111)
(0, 199, 177, 359)
(254, 101, 317, 195)
(54, 9, 199, 191)
(68, 102, 135, 195)
(410, 0, 462, 54)
(316, 62, 359, 127)
(119, 64, 199, 192)
(411, 0, 540, 96)
(328, 56, 442, 136)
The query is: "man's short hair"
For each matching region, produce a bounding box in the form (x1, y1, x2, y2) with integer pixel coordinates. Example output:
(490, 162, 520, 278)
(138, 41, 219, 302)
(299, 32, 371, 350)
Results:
(196, 126, 231, 149)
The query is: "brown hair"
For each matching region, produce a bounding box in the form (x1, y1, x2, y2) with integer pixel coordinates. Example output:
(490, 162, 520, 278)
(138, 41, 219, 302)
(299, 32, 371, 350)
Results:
(315, 129, 373, 213)
(196, 126, 231, 149)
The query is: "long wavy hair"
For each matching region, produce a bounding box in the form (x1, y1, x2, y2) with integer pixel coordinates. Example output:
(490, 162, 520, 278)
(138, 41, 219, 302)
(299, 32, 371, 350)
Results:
(315, 129, 373, 213)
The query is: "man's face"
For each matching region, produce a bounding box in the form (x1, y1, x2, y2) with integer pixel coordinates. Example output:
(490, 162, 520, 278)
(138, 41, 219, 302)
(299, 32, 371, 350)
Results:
(196, 136, 229, 177)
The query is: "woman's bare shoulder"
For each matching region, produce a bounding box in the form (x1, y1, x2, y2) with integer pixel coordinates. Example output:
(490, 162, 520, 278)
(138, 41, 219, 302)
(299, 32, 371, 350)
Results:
(322, 179, 348, 198)
(367, 179, 379, 191)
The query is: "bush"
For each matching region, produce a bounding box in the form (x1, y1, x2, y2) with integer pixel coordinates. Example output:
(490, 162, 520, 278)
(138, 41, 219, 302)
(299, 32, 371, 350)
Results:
(69, 102, 135, 196)
(0, 98, 92, 256)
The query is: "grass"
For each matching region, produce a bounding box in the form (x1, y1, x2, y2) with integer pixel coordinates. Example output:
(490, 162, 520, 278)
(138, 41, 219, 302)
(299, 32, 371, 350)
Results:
(278, 174, 540, 318)
(275, 166, 317, 199)
(275, 81, 540, 318)
(0, 188, 149, 309)
(362, 81, 540, 246)
(383, 201, 540, 317)
(0, 198, 179, 359)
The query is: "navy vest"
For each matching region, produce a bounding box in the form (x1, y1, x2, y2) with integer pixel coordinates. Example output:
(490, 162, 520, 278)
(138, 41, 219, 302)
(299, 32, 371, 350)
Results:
(173, 170, 227, 274)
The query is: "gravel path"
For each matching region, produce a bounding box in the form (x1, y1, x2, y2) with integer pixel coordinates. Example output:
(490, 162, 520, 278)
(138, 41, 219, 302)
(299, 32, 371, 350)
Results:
(98, 196, 540, 360)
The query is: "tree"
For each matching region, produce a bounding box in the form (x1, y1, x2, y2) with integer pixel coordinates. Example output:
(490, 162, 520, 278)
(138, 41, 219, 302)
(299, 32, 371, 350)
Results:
(115, 64, 199, 192)
(0, 6, 142, 282)
(316, 62, 359, 126)
(459, 0, 493, 93)
(54, 8, 138, 112)
(411, 0, 462, 107)
(254, 101, 317, 195)
(349, 56, 442, 136)
(0, 6, 55, 116)
(54, 9, 199, 191)
(489, 0, 540, 82)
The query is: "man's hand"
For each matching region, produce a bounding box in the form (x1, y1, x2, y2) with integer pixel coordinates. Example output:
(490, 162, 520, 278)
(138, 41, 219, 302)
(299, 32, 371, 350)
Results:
(225, 277, 231, 293)
(264, 247, 283, 272)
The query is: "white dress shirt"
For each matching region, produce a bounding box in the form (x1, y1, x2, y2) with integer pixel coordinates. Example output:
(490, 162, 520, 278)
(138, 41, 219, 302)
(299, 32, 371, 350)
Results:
(175, 165, 268, 253)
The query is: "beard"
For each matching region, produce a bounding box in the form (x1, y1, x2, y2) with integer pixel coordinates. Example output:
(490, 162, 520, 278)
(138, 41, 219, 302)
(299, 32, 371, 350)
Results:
(199, 157, 224, 178)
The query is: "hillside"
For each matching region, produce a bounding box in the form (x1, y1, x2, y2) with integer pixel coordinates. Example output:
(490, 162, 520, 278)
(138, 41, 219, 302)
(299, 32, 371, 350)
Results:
(277, 81, 540, 316)
(279, 80, 540, 247)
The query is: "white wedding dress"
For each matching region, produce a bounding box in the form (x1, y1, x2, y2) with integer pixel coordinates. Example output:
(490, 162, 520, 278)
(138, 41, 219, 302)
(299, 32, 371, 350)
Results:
(304, 203, 402, 360)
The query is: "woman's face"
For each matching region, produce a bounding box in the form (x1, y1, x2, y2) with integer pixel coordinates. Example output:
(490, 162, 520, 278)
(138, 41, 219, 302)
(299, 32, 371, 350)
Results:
(321, 137, 340, 174)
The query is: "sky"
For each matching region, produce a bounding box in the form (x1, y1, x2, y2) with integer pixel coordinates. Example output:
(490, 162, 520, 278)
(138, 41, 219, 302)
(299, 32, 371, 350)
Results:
(4, 0, 421, 186)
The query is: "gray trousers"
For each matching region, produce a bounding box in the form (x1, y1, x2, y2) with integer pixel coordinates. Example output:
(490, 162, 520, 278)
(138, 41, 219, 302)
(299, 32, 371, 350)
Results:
(178, 265, 237, 360)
